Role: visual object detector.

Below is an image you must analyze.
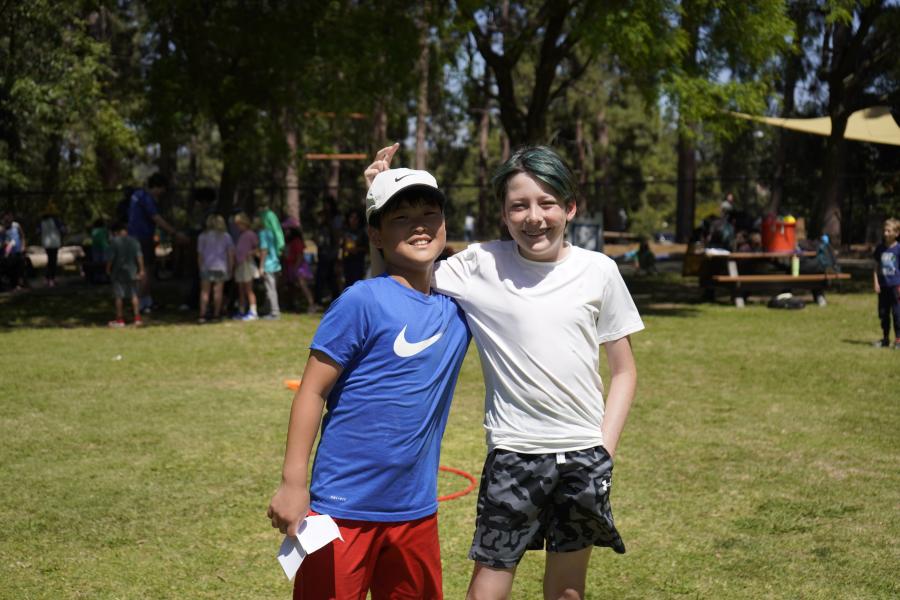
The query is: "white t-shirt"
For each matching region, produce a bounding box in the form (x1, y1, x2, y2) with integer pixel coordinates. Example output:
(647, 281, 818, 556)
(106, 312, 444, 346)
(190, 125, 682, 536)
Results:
(433, 240, 644, 453)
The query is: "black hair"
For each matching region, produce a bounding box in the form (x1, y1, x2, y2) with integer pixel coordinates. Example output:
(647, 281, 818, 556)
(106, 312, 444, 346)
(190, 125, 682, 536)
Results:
(368, 189, 443, 230)
(147, 172, 168, 190)
(110, 220, 127, 233)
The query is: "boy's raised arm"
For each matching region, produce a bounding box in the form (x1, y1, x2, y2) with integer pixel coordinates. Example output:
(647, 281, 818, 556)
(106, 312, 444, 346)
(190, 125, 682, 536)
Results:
(600, 336, 637, 458)
(267, 350, 342, 537)
(363, 143, 399, 187)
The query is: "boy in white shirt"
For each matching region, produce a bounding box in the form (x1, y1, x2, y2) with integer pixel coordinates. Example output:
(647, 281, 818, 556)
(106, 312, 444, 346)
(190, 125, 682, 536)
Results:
(366, 144, 643, 600)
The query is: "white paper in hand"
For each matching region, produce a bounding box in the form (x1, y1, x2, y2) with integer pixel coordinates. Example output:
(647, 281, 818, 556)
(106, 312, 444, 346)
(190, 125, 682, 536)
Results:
(277, 514, 343, 580)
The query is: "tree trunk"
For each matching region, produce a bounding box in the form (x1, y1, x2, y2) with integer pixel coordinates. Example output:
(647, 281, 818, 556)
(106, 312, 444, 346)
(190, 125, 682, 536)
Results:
(575, 117, 587, 187)
(818, 114, 848, 246)
(42, 134, 62, 195)
(771, 3, 807, 215)
(414, 9, 429, 170)
(283, 112, 301, 225)
(156, 24, 177, 186)
(675, 130, 697, 243)
(327, 159, 340, 202)
(216, 117, 243, 214)
(371, 98, 387, 152)
(675, 13, 700, 243)
(477, 107, 490, 238)
(593, 107, 610, 220)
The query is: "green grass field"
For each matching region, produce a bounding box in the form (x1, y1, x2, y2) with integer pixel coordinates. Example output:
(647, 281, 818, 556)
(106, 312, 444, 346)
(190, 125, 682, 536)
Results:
(1, 271, 897, 598)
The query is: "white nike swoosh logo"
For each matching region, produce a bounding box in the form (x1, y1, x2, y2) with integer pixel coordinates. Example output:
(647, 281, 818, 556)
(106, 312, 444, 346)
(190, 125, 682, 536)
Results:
(393, 325, 443, 358)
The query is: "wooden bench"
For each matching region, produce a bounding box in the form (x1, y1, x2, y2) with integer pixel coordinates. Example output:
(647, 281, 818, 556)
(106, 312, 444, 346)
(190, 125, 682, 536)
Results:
(710, 273, 851, 307)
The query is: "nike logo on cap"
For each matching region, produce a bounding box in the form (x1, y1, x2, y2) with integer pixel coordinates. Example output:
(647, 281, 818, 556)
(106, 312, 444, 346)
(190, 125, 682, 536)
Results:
(393, 325, 442, 357)
(394, 174, 415, 182)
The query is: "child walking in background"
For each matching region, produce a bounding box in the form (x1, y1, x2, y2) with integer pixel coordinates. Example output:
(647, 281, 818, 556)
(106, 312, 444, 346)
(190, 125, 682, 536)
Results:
(232, 212, 259, 321)
(366, 143, 643, 600)
(38, 202, 65, 287)
(256, 216, 282, 320)
(196, 214, 234, 323)
(106, 221, 144, 328)
(281, 218, 318, 313)
(874, 217, 900, 348)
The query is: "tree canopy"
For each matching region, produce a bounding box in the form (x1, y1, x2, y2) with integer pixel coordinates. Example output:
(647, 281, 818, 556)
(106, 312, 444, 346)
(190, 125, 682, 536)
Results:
(1, 1, 897, 244)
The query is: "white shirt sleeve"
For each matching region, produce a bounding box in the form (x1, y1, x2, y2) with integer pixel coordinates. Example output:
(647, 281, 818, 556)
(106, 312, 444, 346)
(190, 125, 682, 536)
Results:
(596, 258, 645, 344)
(432, 246, 477, 300)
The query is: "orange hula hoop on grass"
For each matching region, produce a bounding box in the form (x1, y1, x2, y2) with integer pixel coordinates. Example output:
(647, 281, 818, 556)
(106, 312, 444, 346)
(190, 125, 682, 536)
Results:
(284, 379, 477, 502)
(438, 466, 477, 502)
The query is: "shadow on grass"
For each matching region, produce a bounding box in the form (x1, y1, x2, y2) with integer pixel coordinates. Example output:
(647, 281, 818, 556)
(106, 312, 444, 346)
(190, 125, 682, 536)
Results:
(841, 339, 888, 348)
(1, 266, 734, 331)
(0, 277, 202, 332)
(624, 272, 705, 318)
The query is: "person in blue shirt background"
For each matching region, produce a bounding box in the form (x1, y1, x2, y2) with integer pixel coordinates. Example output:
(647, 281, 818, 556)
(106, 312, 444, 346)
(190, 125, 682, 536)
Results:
(126, 172, 187, 313)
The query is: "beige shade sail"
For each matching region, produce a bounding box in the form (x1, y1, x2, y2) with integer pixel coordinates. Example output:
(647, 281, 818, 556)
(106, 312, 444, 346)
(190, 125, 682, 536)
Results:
(731, 106, 900, 146)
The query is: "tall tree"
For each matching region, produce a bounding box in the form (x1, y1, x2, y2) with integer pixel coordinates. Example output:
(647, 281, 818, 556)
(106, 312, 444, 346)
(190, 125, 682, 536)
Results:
(664, 0, 793, 242)
(0, 0, 134, 222)
(815, 0, 900, 245)
(769, 0, 817, 215)
(460, 1, 673, 147)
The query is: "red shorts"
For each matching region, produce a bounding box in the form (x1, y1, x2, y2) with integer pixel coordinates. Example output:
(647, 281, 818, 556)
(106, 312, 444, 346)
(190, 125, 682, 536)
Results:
(293, 512, 442, 600)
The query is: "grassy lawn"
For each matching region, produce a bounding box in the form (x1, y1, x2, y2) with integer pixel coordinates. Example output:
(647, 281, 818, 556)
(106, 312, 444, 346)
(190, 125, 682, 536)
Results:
(1, 271, 897, 599)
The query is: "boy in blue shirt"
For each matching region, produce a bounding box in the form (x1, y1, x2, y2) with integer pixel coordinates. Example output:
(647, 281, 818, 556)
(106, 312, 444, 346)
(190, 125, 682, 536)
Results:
(267, 169, 470, 598)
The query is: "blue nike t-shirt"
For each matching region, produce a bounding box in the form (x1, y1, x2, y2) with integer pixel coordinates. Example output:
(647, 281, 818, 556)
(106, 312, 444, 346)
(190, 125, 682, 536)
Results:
(309, 274, 470, 522)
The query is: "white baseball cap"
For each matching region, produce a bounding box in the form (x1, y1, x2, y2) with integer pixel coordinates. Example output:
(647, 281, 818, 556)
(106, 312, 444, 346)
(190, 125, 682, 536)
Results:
(365, 168, 445, 224)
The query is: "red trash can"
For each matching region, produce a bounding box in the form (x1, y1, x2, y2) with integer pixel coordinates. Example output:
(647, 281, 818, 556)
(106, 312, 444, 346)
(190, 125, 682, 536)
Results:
(762, 214, 796, 252)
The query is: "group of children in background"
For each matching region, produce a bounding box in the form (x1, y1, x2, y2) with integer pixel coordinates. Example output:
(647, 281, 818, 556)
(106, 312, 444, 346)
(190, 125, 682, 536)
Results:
(192, 209, 315, 323)
(101, 206, 317, 327)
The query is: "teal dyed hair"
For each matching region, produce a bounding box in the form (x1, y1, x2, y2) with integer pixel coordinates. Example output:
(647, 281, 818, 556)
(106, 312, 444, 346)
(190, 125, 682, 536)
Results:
(491, 146, 577, 206)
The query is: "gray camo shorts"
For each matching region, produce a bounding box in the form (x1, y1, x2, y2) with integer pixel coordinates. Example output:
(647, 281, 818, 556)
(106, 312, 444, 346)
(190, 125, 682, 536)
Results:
(468, 445, 625, 569)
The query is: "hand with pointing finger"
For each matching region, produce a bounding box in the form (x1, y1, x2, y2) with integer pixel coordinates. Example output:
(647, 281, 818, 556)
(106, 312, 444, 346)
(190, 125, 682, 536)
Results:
(364, 142, 400, 188)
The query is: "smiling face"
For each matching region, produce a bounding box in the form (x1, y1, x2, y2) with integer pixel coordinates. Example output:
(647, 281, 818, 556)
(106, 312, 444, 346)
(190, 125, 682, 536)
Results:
(369, 196, 446, 276)
(501, 172, 576, 262)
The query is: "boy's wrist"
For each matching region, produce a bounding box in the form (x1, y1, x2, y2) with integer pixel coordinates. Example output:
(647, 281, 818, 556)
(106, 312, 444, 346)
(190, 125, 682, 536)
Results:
(281, 472, 309, 488)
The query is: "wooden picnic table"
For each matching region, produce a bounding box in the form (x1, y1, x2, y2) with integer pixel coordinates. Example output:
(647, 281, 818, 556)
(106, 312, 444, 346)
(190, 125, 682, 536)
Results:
(695, 250, 850, 307)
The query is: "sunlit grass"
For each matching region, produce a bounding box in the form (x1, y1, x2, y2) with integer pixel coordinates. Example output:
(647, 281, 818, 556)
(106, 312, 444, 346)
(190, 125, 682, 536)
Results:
(1, 275, 897, 598)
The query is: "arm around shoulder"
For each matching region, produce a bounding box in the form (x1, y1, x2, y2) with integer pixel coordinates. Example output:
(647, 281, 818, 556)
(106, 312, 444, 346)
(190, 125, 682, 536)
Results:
(432, 245, 478, 298)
